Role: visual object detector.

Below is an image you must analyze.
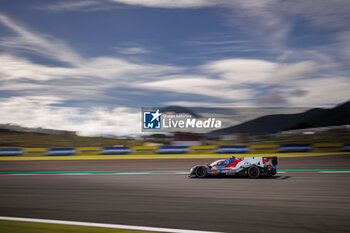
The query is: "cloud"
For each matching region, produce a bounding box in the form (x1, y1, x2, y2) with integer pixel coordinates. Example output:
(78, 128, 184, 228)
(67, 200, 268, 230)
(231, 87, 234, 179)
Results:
(135, 75, 252, 100)
(109, 1, 349, 28)
(0, 52, 182, 102)
(0, 14, 82, 65)
(0, 13, 349, 135)
(255, 76, 350, 107)
(40, 0, 223, 11)
(110, 0, 221, 9)
(200, 59, 277, 84)
(39, 1, 350, 40)
(44, 0, 100, 11)
(0, 54, 74, 81)
(200, 59, 317, 84)
(0, 13, 181, 86)
(103, 0, 349, 44)
(290, 89, 308, 97)
(334, 30, 350, 62)
(256, 89, 287, 106)
(0, 13, 179, 79)
(271, 61, 317, 81)
(282, 0, 350, 29)
(0, 96, 141, 136)
(40, 0, 119, 12)
(161, 101, 219, 107)
(38, 1, 350, 64)
(113, 47, 149, 55)
(0, 14, 183, 135)
(285, 77, 350, 106)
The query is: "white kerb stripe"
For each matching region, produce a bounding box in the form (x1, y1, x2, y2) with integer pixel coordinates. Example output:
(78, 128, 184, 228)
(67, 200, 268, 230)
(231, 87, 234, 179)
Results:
(0, 216, 223, 233)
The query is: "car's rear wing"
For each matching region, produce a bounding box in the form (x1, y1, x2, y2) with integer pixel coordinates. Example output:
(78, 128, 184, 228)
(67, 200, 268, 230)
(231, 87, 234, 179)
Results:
(272, 156, 278, 165)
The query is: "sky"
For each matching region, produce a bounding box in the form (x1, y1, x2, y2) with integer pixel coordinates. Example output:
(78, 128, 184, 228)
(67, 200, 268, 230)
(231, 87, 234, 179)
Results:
(0, 0, 349, 136)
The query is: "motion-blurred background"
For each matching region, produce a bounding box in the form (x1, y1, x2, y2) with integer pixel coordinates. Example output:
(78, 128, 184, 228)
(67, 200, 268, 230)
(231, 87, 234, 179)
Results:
(0, 103, 349, 150)
(1, 1, 350, 233)
(0, 0, 350, 143)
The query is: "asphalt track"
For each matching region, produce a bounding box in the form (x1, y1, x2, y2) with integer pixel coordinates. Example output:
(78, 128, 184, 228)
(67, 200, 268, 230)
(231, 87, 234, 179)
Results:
(0, 154, 349, 233)
(1, 154, 350, 172)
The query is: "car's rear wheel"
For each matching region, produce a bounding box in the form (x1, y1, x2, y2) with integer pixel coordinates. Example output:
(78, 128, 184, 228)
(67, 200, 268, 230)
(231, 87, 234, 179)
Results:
(268, 169, 277, 176)
(247, 166, 261, 178)
(195, 166, 207, 178)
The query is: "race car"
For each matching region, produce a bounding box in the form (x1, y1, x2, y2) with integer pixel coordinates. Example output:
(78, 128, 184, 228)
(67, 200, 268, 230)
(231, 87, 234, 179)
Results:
(189, 156, 278, 178)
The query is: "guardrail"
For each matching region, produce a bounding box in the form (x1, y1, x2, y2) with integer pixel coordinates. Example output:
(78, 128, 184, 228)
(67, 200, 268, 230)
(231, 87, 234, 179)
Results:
(0, 143, 349, 156)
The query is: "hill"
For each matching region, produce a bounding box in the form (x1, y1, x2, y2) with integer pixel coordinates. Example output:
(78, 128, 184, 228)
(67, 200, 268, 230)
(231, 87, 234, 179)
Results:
(208, 101, 350, 137)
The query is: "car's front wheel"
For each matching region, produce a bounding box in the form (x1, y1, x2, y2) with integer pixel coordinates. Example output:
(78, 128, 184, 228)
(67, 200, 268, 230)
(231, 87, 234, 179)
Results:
(247, 166, 261, 178)
(195, 166, 207, 178)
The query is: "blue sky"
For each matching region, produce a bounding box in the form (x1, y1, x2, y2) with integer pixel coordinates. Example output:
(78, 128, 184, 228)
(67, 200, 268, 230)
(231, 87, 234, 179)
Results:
(0, 0, 349, 135)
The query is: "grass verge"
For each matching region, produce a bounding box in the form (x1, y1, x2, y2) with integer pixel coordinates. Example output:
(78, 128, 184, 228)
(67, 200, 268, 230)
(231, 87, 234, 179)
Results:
(0, 220, 155, 233)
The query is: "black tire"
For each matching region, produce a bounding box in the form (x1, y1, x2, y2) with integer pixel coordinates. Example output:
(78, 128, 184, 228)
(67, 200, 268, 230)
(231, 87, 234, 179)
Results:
(268, 169, 277, 176)
(195, 166, 207, 178)
(267, 170, 275, 177)
(247, 166, 261, 178)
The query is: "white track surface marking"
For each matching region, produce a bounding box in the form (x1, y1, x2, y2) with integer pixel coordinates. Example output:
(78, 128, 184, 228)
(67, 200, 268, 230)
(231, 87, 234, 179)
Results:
(0, 216, 223, 233)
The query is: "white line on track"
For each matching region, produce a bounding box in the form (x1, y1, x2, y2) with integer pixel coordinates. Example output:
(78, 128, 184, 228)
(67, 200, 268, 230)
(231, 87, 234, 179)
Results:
(0, 216, 223, 233)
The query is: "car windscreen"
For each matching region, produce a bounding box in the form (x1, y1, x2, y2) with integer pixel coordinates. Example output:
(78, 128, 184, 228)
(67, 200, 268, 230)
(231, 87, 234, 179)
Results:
(211, 160, 229, 167)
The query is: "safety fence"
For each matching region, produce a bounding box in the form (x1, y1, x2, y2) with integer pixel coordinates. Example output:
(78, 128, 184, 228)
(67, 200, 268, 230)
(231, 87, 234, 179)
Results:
(0, 143, 349, 156)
